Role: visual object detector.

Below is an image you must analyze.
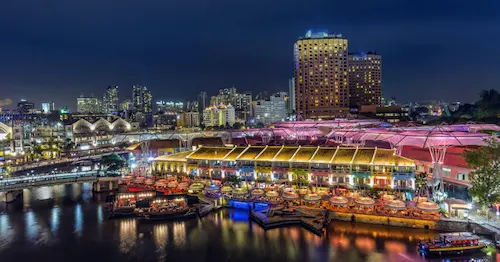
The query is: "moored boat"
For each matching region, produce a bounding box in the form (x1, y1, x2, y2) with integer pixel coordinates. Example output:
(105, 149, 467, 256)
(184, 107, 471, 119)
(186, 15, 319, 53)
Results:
(418, 232, 486, 256)
(136, 197, 197, 221)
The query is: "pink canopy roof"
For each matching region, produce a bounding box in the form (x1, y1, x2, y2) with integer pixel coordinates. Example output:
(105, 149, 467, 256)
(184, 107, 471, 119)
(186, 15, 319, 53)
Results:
(328, 128, 492, 148)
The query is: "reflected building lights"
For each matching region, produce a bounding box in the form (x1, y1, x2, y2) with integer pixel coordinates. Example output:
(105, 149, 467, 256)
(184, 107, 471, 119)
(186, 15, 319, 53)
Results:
(74, 204, 83, 236)
(119, 219, 137, 254)
(50, 207, 60, 233)
(173, 222, 186, 247)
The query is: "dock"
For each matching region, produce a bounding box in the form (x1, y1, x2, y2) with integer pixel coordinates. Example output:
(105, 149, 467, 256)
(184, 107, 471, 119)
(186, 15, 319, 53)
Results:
(250, 208, 326, 236)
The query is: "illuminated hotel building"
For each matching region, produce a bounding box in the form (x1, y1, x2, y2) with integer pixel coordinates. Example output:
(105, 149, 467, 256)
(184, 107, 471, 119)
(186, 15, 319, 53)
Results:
(348, 52, 382, 106)
(293, 31, 349, 119)
(153, 146, 416, 190)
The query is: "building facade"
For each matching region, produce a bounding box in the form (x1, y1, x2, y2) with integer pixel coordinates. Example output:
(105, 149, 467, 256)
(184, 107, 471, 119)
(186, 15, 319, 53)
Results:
(288, 78, 296, 114)
(153, 146, 416, 190)
(103, 85, 119, 113)
(253, 92, 288, 125)
(77, 96, 102, 113)
(348, 52, 382, 106)
(203, 105, 236, 127)
(177, 112, 200, 128)
(132, 85, 153, 113)
(294, 31, 349, 119)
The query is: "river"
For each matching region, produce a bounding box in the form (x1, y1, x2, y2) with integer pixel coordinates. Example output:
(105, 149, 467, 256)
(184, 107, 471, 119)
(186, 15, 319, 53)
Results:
(0, 183, 493, 262)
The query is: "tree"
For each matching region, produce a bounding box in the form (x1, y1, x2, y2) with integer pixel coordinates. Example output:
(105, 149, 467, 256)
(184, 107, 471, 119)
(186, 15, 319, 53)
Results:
(99, 153, 125, 173)
(464, 138, 500, 214)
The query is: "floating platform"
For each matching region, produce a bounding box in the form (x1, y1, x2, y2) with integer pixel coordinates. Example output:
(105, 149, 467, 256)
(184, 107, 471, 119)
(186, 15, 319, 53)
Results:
(250, 209, 326, 236)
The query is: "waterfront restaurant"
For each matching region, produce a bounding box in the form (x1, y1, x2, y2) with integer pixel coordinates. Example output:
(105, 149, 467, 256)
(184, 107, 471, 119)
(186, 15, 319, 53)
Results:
(152, 145, 416, 190)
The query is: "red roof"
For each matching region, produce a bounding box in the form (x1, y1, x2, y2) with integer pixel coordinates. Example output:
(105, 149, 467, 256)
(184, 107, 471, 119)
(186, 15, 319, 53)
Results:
(400, 145, 470, 168)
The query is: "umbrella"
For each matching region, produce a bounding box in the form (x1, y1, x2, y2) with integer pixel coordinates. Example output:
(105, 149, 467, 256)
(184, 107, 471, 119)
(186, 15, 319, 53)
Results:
(413, 196, 428, 203)
(189, 182, 204, 191)
(251, 189, 265, 196)
(167, 181, 178, 188)
(417, 201, 440, 212)
(233, 187, 248, 195)
(282, 191, 299, 201)
(221, 186, 233, 193)
(177, 182, 189, 189)
(265, 190, 279, 198)
(154, 181, 166, 187)
(330, 196, 349, 206)
(385, 200, 406, 210)
(346, 192, 360, 199)
(355, 197, 375, 206)
(382, 194, 395, 201)
(304, 193, 321, 202)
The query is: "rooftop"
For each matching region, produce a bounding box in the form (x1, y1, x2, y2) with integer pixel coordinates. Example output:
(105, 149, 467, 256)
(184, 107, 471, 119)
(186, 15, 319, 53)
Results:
(155, 145, 415, 167)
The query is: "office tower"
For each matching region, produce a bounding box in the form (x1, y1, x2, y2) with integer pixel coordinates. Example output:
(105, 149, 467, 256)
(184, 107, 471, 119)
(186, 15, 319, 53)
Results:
(288, 78, 296, 114)
(76, 96, 102, 113)
(348, 52, 382, 106)
(103, 85, 119, 113)
(253, 92, 288, 125)
(293, 30, 349, 119)
(41, 103, 51, 114)
(132, 85, 153, 113)
(120, 99, 132, 111)
(143, 89, 153, 113)
(17, 99, 35, 114)
(197, 91, 208, 122)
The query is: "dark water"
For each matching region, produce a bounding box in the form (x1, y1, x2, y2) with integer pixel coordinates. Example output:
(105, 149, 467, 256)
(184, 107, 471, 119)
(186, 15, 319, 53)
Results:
(0, 183, 494, 262)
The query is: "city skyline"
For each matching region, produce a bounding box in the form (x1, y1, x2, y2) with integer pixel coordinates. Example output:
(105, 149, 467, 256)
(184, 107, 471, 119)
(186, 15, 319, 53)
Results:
(1, 1, 499, 109)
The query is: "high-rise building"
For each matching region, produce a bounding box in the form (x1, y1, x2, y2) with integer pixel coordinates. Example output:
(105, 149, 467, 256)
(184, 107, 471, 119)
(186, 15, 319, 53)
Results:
(293, 30, 349, 119)
(203, 105, 235, 127)
(120, 99, 132, 111)
(103, 85, 119, 113)
(17, 99, 35, 114)
(132, 85, 153, 113)
(288, 78, 296, 114)
(77, 96, 101, 113)
(41, 102, 54, 114)
(210, 87, 252, 121)
(197, 91, 208, 122)
(177, 112, 200, 128)
(348, 52, 382, 106)
(253, 92, 288, 125)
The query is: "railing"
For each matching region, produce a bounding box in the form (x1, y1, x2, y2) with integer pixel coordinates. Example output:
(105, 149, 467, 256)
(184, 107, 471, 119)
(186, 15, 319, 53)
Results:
(0, 170, 119, 191)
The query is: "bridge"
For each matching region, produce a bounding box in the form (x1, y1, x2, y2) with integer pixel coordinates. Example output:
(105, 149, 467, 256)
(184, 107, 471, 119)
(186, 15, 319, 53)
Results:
(0, 171, 120, 202)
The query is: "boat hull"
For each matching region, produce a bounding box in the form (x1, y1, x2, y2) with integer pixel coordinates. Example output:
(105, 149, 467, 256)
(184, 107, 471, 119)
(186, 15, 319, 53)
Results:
(139, 209, 197, 222)
(419, 243, 486, 257)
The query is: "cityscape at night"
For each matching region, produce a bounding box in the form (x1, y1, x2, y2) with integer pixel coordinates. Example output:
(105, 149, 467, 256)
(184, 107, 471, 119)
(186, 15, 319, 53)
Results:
(0, 1, 499, 262)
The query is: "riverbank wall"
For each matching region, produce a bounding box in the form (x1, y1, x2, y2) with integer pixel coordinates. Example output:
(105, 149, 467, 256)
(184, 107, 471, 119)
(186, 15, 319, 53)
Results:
(329, 211, 499, 241)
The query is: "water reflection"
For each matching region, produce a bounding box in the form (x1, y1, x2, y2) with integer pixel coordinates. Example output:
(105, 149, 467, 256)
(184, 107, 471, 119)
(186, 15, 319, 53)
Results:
(119, 218, 137, 254)
(50, 206, 60, 233)
(0, 183, 493, 262)
(0, 214, 13, 251)
(74, 203, 83, 236)
(172, 222, 186, 247)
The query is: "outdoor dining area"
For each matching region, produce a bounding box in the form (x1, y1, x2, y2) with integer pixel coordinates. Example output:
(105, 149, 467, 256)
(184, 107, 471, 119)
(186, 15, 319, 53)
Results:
(324, 192, 441, 221)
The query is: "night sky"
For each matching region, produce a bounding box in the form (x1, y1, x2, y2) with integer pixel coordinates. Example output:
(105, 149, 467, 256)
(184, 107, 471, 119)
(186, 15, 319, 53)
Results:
(1, 0, 499, 110)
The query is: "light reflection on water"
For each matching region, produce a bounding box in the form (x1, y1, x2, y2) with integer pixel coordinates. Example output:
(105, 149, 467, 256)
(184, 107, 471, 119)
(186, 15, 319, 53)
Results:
(119, 218, 137, 255)
(0, 183, 493, 262)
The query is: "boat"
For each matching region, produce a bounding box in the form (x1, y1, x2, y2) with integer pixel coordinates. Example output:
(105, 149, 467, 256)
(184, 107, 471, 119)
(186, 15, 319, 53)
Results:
(136, 198, 197, 221)
(107, 192, 155, 219)
(418, 232, 486, 256)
